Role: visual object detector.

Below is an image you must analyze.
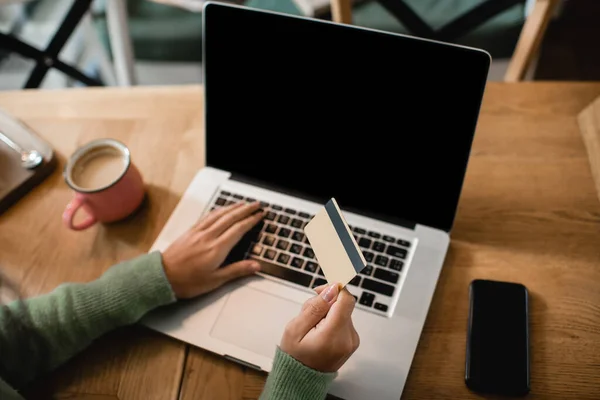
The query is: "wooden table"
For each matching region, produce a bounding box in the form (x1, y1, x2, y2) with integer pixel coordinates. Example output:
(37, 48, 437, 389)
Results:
(1, 83, 600, 399)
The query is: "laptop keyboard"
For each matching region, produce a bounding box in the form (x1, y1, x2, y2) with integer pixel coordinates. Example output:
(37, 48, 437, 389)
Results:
(209, 190, 413, 316)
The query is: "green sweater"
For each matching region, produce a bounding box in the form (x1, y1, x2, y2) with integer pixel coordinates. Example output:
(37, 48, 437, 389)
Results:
(0, 252, 335, 399)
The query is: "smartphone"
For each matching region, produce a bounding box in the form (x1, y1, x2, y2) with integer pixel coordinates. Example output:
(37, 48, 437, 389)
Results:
(465, 279, 530, 396)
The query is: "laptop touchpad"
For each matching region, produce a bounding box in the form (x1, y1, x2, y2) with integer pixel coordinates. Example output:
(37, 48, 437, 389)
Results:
(210, 286, 302, 358)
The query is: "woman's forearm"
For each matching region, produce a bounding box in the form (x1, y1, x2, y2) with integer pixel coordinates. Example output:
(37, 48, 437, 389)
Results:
(0, 252, 175, 388)
(260, 347, 336, 400)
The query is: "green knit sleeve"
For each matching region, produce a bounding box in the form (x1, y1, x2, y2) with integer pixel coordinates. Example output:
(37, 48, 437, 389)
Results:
(260, 347, 337, 400)
(0, 251, 175, 388)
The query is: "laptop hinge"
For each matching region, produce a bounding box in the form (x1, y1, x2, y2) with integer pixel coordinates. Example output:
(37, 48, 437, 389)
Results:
(229, 173, 417, 230)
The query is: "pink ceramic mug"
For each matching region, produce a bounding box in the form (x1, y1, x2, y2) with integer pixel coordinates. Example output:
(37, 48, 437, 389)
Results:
(63, 139, 145, 230)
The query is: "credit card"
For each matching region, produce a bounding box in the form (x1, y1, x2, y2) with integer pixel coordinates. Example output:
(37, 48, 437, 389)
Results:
(304, 198, 367, 287)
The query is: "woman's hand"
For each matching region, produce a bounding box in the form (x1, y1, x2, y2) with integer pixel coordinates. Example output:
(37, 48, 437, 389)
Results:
(280, 283, 360, 372)
(161, 201, 265, 299)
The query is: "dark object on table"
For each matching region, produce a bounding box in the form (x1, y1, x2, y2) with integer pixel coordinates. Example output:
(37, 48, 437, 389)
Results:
(465, 279, 530, 397)
(0, 109, 57, 214)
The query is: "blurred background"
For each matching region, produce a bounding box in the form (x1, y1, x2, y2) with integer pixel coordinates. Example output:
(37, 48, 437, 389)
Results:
(0, 0, 597, 90)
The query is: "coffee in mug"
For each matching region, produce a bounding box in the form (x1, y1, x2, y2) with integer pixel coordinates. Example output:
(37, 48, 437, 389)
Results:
(63, 139, 145, 230)
(70, 146, 128, 190)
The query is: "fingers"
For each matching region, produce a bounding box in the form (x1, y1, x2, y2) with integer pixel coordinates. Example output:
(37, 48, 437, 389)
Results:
(194, 202, 244, 232)
(322, 288, 356, 329)
(214, 259, 261, 286)
(204, 202, 262, 238)
(352, 326, 360, 349)
(286, 283, 339, 340)
(313, 284, 328, 294)
(217, 208, 266, 247)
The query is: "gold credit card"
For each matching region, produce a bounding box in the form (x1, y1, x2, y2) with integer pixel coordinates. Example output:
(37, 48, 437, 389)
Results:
(304, 198, 367, 287)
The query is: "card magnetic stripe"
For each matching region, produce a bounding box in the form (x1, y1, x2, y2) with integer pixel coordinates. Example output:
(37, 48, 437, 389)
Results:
(324, 200, 364, 273)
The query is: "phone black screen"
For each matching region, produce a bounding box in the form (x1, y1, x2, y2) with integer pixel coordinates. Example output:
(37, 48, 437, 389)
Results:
(466, 279, 530, 396)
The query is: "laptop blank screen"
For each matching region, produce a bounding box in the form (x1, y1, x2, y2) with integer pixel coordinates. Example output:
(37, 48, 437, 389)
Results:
(204, 4, 489, 232)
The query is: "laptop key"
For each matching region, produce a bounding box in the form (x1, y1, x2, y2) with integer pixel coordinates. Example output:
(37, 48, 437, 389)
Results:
(291, 257, 304, 268)
(349, 275, 361, 286)
(305, 261, 318, 273)
(373, 241, 385, 252)
(278, 215, 290, 224)
(233, 194, 244, 200)
(383, 235, 395, 243)
(245, 197, 255, 202)
(291, 218, 303, 228)
(278, 228, 291, 238)
(277, 253, 291, 265)
(362, 278, 394, 296)
(375, 255, 389, 267)
(220, 190, 231, 196)
(353, 227, 366, 234)
(284, 208, 297, 215)
(264, 249, 276, 260)
(368, 231, 381, 239)
(263, 236, 275, 246)
(374, 303, 388, 312)
(358, 237, 372, 249)
(215, 197, 226, 206)
(359, 292, 375, 307)
(397, 239, 411, 247)
(386, 245, 407, 259)
(299, 211, 310, 218)
(363, 251, 374, 263)
(260, 201, 270, 208)
(265, 211, 276, 221)
(265, 224, 277, 234)
(290, 244, 302, 254)
(312, 277, 327, 288)
(292, 231, 305, 242)
(251, 244, 263, 255)
(272, 205, 283, 211)
(360, 265, 373, 276)
(390, 259, 404, 271)
(317, 268, 324, 276)
(374, 267, 399, 284)
(225, 200, 234, 206)
(276, 240, 289, 251)
(303, 248, 315, 259)
(256, 259, 312, 287)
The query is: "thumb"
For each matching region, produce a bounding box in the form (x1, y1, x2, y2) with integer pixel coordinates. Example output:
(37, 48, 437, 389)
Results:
(288, 283, 340, 339)
(214, 259, 260, 285)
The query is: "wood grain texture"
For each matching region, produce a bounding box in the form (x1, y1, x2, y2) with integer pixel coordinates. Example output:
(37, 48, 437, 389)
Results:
(578, 95, 600, 204)
(1, 83, 600, 400)
(0, 86, 202, 400)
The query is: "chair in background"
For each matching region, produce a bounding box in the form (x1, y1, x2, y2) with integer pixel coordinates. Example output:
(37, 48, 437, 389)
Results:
(0, 0, 102, 88)
(0, 0, 135, 89)
(330, 0, 559, 81)
(88, 0, 556, 84)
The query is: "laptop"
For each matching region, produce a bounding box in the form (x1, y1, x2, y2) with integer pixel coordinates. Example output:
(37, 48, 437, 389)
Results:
(142, 3, 490, 399)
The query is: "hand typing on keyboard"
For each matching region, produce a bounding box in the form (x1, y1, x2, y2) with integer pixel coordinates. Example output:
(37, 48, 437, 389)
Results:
(161, 201, 266, 298)
(280, 283, 360, 373)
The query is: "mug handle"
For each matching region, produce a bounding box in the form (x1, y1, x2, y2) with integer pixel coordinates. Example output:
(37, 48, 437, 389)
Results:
(63, 194, 97, 230)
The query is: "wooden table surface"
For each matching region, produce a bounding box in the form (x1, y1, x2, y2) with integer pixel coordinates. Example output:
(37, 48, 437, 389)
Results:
(1, 83, 600, 400)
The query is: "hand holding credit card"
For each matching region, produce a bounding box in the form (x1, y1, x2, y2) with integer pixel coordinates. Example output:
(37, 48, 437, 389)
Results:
(304, 198, 367, 287)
